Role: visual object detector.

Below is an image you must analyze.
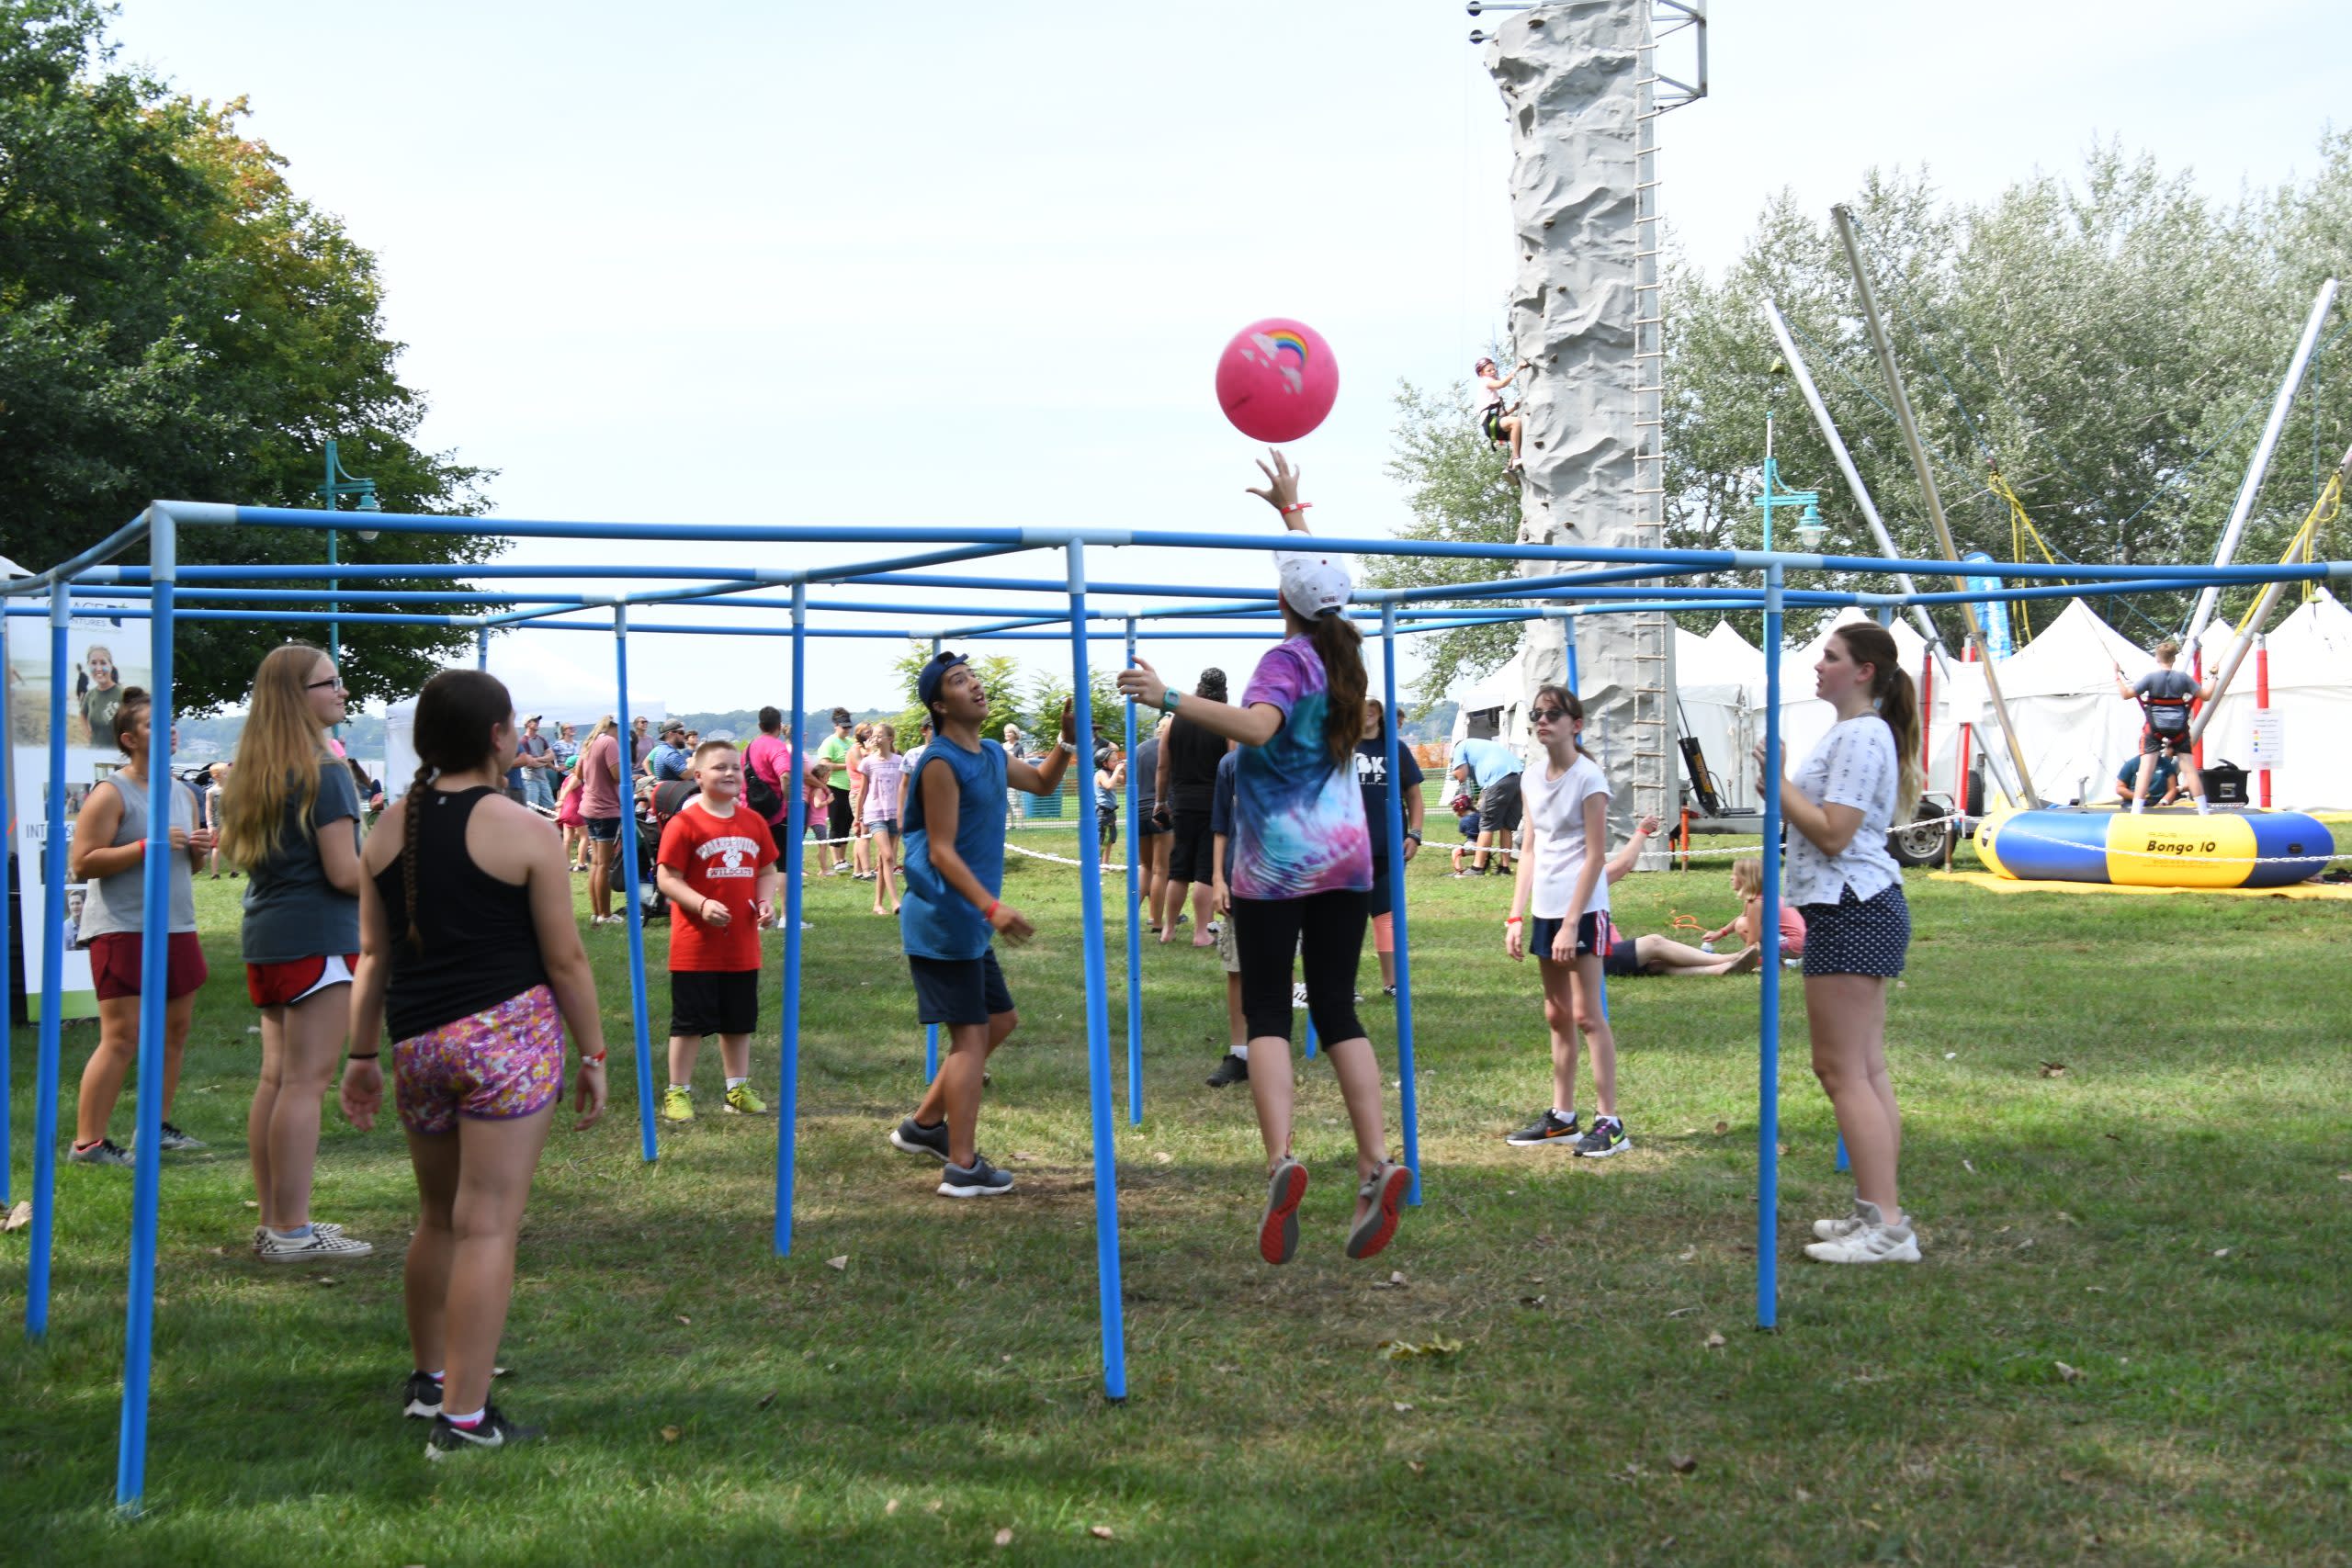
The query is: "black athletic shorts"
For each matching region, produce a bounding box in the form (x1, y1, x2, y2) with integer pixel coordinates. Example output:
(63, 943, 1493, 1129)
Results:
(2141, 723, 2194, 758)
(1170, 807, 1217, 884)
(1232, 888, 1368, 1046)
(671, 969, 759, 1037)
(1528, 910, 1606, 964)
(1482, 406, 1505, 443)
(909, 948, 1014, 1027)
(1478, 771, 1523, 835)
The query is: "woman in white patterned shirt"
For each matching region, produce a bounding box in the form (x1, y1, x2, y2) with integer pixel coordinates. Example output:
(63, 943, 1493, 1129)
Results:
(1758, 620, 1923, 1266)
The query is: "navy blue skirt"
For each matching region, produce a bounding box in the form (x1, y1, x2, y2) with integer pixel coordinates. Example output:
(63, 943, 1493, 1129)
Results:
(1799, 883, 1909, 977)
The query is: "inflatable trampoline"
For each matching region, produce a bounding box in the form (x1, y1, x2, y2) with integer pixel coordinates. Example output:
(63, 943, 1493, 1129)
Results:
(1973, 805, 2335, 889)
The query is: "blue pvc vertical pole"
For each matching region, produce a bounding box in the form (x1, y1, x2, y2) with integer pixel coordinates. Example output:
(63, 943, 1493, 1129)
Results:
(475, 626, 487, 671)
(1065, 543, 1127, 1402)
(925, 638, 941, 1082)
(613, 607, 657, 1163)
(26, 582, 69, 1341)
(1757, 563, 1785, 1331)
(116, 503, 176, 1510)
(775, 586, 808, 1255)
(1379, 604, 1423, 1204)
(1123, 618, 1142, 1125)
(1836, 1135, 1850, 1172)
(1305, 1017, 1317, 1058)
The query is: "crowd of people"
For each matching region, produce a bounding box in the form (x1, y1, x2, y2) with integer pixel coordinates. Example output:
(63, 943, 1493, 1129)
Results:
(53, 451, 1935, 1458)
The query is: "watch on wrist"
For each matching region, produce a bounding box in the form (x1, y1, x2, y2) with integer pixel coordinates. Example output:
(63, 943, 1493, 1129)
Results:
(1159, 689, 1182, 714)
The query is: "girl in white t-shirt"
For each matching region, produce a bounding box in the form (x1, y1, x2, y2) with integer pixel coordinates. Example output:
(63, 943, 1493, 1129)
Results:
(1758, 620, 1923, 1265)
(1501, 684, 1628, 1158)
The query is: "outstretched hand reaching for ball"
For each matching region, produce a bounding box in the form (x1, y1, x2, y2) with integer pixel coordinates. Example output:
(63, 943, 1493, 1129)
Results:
(1246, 448, 1306, 525)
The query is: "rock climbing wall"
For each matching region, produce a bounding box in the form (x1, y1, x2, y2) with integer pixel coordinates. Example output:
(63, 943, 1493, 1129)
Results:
(1486, 0, 1676, 851)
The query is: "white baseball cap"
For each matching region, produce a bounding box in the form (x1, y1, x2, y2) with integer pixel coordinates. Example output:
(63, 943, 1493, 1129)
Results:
(1277, 549, 1352, 618)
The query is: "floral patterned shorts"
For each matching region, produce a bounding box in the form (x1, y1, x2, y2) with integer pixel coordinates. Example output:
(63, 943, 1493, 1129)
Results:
(394, 985, 565, 1137)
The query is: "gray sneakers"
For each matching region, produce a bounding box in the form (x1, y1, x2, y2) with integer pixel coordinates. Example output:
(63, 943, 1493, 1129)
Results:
(257, 1225, 372, 1262)
(1804, 1200, 1920, 1264)
(66, 1139, 134, 1168)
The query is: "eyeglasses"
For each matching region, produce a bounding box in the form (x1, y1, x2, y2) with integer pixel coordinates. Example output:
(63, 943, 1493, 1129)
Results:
(307, 676, 346, 693)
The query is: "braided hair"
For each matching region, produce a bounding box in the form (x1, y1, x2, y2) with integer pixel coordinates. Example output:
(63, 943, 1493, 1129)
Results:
(400, 670, 516, 950)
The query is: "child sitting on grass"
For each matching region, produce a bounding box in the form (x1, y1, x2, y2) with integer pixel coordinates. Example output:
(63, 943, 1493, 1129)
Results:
(1701, 855, 1805, 960)
(654, 740, 779, 1122)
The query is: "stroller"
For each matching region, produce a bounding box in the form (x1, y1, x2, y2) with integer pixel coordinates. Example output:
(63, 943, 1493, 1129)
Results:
(626, 776, 700, 919)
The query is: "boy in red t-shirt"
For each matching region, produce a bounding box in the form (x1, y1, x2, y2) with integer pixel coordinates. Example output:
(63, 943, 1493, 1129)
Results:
(654, 741, 780, 1121)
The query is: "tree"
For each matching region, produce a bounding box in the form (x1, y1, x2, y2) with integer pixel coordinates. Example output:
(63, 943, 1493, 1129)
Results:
(1363, 378, 1523, 709)
(888, 642, 1024, 746)
(0, 2, 498, 712)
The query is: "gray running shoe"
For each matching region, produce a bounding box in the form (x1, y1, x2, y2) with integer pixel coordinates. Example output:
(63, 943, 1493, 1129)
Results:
(67, 1138, 134, 1168)
(938, 1155, 1013, 1199)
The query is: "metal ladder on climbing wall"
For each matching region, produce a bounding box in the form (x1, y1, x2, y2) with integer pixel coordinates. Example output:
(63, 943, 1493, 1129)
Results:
(1628, 2, 1709, 861)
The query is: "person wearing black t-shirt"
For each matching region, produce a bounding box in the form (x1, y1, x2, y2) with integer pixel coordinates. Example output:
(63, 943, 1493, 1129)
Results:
(1353, 699, 1423, 995)
(1156, 669, 1231, 948)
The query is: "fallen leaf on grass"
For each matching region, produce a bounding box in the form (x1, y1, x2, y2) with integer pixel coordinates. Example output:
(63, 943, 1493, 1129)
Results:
(1665, 1306, 1699, 1319)
(2211, 1247, 2231, 1258)
(885, 1498, 899, 1515)
(1089, 1525, 1114, 1540)
(314, 1276, 338, 1287)
(1377, 1337, 1463, 1361)
(3, 1201, 29, 1233)
(2054, 1361, 2085, 1383)
(1407, 1460, 1426, 1475)
(243, 1200, 259, 1210)
(1962, 1159, 1976, 1174)
(1704, 1332, 1727, 1348)
(1669, 1453, 1698, 1474)
(1151, 1151, 1172, 1165)
(927, 1500, 944, 1514)
(826, 1256, 847, 1271)
(1388, 1270, 1408, 1287)
(2039, 1060, 2068, 1078)
(1391, 1402, 1414, 1414)
(1520, 1295, 1546, 1307)
(756, 1390, 778, 1410)
(661, 1425, 681, 1441)
(994, 1527, 1014, 1547)
(1678, 1247, 1697, 1262)
(1713, 1121, 1729, 1135)
(677, 1314, 691, 1325)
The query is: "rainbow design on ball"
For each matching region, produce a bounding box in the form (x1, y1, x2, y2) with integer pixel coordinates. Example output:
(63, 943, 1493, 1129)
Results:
(1261, 328, 1308, 371)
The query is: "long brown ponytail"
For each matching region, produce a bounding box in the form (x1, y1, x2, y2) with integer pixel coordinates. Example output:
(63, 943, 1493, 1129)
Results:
(1830, 623, 1924, 818)
(400, 670, 515, 949)
(1305, 612, 1366, 766)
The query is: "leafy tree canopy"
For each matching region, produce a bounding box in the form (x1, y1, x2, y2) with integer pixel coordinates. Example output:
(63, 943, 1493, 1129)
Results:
(1, 1, 498, 712)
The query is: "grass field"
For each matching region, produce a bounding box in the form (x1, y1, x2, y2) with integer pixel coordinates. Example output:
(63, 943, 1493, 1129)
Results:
(5, 831, 2350, 1565)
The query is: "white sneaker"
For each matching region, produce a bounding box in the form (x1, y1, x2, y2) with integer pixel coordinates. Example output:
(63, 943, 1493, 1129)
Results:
(1804, 1201, 1919, 1264)
(258, 1227, 374, 1263)
(1811, 1207, 1867, 1242)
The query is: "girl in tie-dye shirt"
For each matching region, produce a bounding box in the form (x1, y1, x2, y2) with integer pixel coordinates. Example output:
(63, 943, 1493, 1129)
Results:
(1114, 448, 1414, 1270)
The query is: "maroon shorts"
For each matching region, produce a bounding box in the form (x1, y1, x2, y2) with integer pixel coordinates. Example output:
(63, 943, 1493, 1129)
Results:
(245, 953, 358, 1008)
(88, 931, 209, 1002)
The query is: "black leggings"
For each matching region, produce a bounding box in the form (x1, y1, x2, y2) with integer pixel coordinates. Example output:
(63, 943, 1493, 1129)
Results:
(1231, 889, 1368, 1046)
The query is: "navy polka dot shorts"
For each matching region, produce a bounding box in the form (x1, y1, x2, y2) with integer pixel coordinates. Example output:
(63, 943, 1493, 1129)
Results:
(1799, 883, 1909, 977)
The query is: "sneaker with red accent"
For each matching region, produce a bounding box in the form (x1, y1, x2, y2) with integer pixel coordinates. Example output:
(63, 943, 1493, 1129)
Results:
(1258, 1157, 1307, 1265)
(1345, 1160, 1412, 1260)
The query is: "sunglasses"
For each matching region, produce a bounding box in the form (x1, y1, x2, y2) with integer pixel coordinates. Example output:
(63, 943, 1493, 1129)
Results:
(1530, 706, 1570, 722)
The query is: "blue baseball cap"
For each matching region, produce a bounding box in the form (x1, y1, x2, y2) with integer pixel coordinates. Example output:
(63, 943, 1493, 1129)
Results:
(918, 650, 969, 709)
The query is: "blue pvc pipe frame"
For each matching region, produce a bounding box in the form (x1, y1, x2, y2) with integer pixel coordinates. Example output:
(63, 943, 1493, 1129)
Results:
(612, 606, 661, 1165)
(776, 585, 809, 1253)
(1758, 564, 1787, 1330)
(10, 506, 2350, 1509)
(1123, 620, 1143, 1126)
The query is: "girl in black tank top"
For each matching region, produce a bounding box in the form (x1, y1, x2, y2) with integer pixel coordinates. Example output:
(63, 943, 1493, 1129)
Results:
(342, 671, 608, 1457)
(374, 786, 548, 1042)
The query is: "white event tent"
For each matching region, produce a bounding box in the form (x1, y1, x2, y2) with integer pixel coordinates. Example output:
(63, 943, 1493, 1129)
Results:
(1447, 596, 2352, 817)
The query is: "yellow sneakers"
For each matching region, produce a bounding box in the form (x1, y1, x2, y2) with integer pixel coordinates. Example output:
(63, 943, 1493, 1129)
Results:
(723, 1083, 769, 1116)
(662, 1086, 695, 1122)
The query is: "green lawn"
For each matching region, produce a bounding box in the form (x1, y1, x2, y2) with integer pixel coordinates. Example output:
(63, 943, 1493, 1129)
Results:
(5, 834, 2349, 1565)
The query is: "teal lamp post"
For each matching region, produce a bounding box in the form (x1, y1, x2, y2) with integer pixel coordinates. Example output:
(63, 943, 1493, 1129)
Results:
(1755, 366, 1826, 551)
(316, 438, 380, 731)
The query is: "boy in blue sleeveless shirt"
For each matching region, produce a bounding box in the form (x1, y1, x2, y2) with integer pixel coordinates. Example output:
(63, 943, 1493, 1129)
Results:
(887, 653, 1076, 1197)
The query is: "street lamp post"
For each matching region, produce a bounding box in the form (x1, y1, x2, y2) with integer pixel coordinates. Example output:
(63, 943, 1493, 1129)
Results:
(1754, 403, 1826, 555)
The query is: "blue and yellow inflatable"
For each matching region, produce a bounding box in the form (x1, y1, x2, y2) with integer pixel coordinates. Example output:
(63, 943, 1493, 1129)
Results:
(1974, 806, 2334, 889)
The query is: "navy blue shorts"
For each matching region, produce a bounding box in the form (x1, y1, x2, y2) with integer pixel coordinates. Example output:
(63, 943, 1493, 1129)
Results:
(909, 948, 1014, 1027)
(1529, 910, 1606, 964)
(1799, 884, 1909, 977)
(585, 815, 624, 842)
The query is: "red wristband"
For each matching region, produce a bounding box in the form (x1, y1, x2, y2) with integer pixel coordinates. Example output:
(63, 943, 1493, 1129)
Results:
(982, 900, 1001, 921)
(1279, 502, 1312, 514)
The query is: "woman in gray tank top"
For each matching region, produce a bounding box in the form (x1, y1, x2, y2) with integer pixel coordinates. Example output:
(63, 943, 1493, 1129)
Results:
(65, 688, 215, 1166)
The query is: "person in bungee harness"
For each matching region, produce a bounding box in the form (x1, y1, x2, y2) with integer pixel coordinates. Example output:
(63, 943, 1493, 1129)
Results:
(2113, 638, 2217, 816)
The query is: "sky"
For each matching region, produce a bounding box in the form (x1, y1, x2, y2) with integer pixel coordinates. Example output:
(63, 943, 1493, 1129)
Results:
(102, 0, 2349, 720)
